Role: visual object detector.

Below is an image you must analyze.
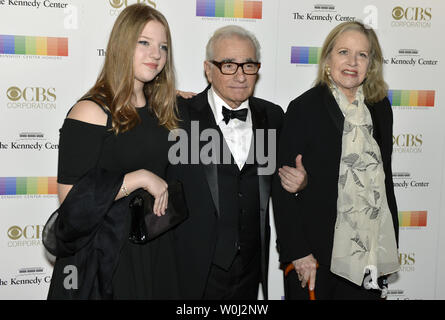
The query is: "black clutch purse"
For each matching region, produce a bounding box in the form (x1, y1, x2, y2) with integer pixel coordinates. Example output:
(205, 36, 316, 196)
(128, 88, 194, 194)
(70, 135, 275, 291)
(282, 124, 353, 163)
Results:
(128, 180, 188, 244)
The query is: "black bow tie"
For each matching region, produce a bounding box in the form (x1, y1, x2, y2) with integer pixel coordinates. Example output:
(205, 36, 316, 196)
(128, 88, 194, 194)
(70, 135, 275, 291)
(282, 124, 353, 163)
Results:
(222, 106, 248, 124)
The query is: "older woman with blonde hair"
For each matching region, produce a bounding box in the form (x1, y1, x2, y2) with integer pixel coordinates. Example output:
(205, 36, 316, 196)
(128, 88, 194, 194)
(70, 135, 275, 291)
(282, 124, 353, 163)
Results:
(273, 21, 400, 300)
(44, 4, 180, 299)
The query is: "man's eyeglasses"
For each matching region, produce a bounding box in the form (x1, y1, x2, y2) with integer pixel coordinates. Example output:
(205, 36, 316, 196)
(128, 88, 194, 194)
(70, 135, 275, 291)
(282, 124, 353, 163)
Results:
(210, 60, 261, 75)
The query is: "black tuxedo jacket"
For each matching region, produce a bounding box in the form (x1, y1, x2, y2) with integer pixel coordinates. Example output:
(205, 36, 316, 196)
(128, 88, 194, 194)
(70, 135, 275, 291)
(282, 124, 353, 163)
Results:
(168, 86, 283, 299)
(272, 84, 399, 267)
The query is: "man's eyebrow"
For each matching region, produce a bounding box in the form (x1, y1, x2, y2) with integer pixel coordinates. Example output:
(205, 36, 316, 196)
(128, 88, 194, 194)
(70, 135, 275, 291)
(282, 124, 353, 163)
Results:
(218, 58, 256, 63)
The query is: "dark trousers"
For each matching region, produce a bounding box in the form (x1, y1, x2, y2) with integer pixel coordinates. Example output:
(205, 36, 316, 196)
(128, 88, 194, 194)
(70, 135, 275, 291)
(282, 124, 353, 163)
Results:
(203, 250, 260, 300)
(284, 264, 382, 300)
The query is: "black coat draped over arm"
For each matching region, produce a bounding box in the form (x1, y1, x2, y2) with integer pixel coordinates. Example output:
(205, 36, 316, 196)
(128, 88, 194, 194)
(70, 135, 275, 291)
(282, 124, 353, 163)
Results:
(43, 168, 129, 299)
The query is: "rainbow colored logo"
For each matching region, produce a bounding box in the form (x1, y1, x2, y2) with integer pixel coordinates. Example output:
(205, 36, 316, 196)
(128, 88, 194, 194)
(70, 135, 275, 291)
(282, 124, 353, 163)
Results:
(291, 46, 321, 64)
(0, 35, 68, 56)
(196, 0, 262, 19)
(399, 211, 427, 227)
(388, 90, 435, 107)
(0, 177, 57, 195)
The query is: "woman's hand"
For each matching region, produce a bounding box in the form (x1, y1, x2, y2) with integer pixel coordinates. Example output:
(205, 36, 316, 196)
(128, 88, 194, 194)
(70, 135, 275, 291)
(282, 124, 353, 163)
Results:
(278, 154, 308, 193)
(139, 170, 168, 216)
(123, 169, 168, 216)
(292, 253, 318, 291)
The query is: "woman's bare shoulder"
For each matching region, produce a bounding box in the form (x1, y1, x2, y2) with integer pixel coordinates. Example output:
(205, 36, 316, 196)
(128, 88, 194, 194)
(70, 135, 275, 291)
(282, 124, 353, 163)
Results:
(67, 100, 108, 126)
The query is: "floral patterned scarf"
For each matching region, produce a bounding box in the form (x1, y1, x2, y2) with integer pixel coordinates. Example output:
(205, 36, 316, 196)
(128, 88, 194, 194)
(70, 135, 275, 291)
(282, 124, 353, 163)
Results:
(329, 84, 400, 292)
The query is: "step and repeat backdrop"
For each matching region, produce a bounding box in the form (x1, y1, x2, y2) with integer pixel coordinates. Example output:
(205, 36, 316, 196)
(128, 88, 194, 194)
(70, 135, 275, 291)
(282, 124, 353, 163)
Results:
(1, 0, 444, 300)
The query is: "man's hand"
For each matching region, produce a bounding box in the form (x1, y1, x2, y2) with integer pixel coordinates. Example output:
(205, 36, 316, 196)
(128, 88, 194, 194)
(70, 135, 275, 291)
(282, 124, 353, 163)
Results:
(278, 154, 307, 193)
(176, 90, 197, 99)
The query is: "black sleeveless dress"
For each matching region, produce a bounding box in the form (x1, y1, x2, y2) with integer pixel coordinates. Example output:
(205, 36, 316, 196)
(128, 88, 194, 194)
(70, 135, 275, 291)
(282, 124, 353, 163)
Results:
(54, 101, 179, 299)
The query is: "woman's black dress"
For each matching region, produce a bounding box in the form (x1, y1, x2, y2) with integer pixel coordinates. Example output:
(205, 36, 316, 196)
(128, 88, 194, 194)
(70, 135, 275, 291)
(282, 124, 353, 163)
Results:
(49, 102, 179, 299)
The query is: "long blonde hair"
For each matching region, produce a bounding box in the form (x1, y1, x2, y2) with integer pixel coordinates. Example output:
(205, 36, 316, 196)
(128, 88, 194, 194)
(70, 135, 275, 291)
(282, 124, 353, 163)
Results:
(315, 21, 388, 104)
(82, 3, 178, 133)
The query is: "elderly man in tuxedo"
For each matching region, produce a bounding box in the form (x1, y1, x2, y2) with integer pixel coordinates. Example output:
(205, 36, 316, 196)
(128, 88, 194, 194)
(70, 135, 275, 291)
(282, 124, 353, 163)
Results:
(168, 25, 306, 300)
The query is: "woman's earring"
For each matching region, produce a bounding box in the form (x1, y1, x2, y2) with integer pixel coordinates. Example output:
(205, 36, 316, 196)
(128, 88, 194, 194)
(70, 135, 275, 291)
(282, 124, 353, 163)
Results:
(325, 65, 331, 76)
(326, 65, 334, 90)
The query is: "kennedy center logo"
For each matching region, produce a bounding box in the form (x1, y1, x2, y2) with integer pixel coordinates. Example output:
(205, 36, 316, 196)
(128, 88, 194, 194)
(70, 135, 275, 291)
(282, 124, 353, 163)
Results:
(388, 90, 435, 108)
(398, 211, 427, 227)
(291, 46, 321, 64)
(0, 35, 68, 57)
(291, 4, 356, 23)
(0, 177, 57, 196)
(196, 0, 262, 19)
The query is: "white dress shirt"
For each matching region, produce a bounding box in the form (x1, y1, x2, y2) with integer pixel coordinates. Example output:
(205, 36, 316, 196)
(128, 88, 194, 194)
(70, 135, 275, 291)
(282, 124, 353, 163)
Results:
(207, 87, 253, 170)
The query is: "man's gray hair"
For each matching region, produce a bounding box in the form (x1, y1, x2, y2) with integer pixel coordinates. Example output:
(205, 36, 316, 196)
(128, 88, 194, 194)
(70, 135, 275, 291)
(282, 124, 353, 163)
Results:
(206, 25, 261, 61)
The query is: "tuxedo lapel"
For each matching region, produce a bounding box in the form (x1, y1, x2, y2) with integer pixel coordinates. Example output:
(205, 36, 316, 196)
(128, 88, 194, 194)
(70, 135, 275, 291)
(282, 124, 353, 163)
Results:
(249, 102, 271, 216)
(250, 101, 267, 130)
(189, 89, 221, 217)
(250, 101, 270, 297)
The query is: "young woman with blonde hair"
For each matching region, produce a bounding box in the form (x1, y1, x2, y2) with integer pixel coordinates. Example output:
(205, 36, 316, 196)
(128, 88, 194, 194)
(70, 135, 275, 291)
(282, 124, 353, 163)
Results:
(45, 3, 180, 299)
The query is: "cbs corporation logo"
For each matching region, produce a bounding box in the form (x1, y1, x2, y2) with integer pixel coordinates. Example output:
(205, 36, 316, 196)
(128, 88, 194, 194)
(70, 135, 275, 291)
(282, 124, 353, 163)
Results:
(7, 226, 23, 240)
(7, 225, 44, 247)
(399, 252, 415, 272)
(5, 86, 57, 110)
(392, 7, 405, 20)
(6, 86, 21, 101)
(109, 0, 156, 8)
(108, 0, 156, 15)
(393, 133, 423, 153)
(391, 6, 432, 28)
(392, 6, 431, 20)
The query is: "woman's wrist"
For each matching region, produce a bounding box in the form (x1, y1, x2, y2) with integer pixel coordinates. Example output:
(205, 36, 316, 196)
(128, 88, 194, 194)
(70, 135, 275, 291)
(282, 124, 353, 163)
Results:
(124, 169, 152, 193)
(120, 170, 144, 198)
(120, 183, 129, 197)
